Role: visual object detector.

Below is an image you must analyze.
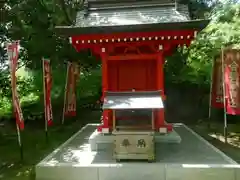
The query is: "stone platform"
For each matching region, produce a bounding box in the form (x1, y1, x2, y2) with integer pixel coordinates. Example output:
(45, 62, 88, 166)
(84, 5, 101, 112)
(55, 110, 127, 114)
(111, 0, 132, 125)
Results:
(89, 124, 182, 151)
(36, 123, 240, 180)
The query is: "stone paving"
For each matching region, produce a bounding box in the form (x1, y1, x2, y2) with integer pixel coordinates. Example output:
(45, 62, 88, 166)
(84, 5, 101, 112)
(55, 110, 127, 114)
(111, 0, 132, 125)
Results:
(36, 124, 240, 180)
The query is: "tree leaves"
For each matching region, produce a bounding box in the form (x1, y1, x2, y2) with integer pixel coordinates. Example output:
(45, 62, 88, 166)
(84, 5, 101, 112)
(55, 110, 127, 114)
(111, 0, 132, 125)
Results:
(182, 3, 240, 86)
(1, 0, 240, 92)
(164, 2, 240, 87)
(1, 0, 87, 70)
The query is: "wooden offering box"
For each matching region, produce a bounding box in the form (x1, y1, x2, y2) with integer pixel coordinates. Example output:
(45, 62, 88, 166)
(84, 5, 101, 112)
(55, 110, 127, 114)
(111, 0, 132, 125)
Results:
(103, 91, 163, 161)
(113, 130, 155, 162)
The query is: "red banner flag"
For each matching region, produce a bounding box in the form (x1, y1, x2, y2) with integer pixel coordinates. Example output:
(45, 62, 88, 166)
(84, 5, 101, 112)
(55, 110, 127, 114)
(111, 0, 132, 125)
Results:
(7, 41, 24, 130)
(63, 62, 80, 117)
(211, 57, 224, 108)
(223, 49, 240, 115)
(43, 58, 53, 126)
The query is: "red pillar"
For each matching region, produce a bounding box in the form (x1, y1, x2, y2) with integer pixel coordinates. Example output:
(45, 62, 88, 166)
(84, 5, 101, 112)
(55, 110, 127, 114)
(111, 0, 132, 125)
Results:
(101, 48, 108, 100)
(156, 48, 172, 133)
(156, 51, 164, 131)
(156, 52, 164, 95)
(98, 48, 111, 133)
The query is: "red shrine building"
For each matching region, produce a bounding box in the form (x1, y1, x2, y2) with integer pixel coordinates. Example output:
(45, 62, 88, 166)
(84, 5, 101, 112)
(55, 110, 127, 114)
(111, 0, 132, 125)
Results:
(56, 0, 209, 135)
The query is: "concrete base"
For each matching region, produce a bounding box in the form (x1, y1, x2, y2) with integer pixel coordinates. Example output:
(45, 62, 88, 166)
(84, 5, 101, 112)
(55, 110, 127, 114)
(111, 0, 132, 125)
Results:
(89, 127, 181, 151)
(155, 129, 181, 143)
(89, 129, 113, 151)
(36, 123, 240, 180)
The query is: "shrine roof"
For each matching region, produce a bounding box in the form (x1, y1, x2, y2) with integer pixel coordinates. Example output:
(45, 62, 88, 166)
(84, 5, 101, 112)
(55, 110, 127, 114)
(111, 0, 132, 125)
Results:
(102, 91, 164, 110)
(55, 0, 209, 35)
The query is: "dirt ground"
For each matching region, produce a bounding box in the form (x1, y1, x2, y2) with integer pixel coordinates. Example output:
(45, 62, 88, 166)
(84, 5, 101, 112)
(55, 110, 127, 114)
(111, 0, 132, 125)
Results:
(190, 121, 240, 163)
(0, 110, 101, 180)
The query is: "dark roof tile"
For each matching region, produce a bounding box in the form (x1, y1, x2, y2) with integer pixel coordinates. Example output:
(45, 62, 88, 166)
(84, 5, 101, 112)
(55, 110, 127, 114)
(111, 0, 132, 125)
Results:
(75, 4, 190, 27)
(55, 0, 210, 35)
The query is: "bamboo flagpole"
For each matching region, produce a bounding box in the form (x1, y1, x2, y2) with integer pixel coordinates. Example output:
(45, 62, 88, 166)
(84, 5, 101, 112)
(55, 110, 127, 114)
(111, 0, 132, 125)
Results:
(42, 59, 48, 142)
(208, 57, 215, 128)
(16, 123, 23, 160)
(7, 41, 24, 160)
(221, 48, 228, 143)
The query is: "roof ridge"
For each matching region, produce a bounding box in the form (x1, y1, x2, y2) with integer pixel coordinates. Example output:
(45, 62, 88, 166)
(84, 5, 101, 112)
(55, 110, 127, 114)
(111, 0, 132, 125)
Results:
(87, 0, 175, 3)
(87, 0, 176, 8)
(88, 2, 176, 11)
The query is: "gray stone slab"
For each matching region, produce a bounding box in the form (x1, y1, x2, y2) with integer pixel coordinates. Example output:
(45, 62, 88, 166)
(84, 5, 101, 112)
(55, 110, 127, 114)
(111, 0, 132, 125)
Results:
(155, 130, 181, 143)
(166, 164, 236, 180)
(89, 129, 181, 151)
(36, 165, 98, 180)
(36, 123, 239, 180)
(155, 124, 233, 164)
(236, 168, 240, 180)
(89, 124, 235, 164)
(98, 164, 165, 180)
(89, 130, 113, 151)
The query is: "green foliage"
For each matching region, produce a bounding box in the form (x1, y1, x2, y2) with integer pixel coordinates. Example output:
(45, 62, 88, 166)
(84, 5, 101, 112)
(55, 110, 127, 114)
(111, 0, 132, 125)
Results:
(0, 63, 102, 121)
(0, 97, 11, 117)
(1, 0, 95, 71)
(1, 0, 240, 121)
(165, 3, 240, 87)
(77, 68, 101, 98)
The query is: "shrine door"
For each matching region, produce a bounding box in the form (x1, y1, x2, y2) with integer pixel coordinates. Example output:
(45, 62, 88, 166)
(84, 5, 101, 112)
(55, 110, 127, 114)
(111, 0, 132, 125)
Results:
(108, 59, 157, 92)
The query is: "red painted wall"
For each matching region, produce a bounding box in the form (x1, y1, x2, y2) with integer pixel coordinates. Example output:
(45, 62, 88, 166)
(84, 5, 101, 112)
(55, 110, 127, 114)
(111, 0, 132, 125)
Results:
(107, 59, 157, 92)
